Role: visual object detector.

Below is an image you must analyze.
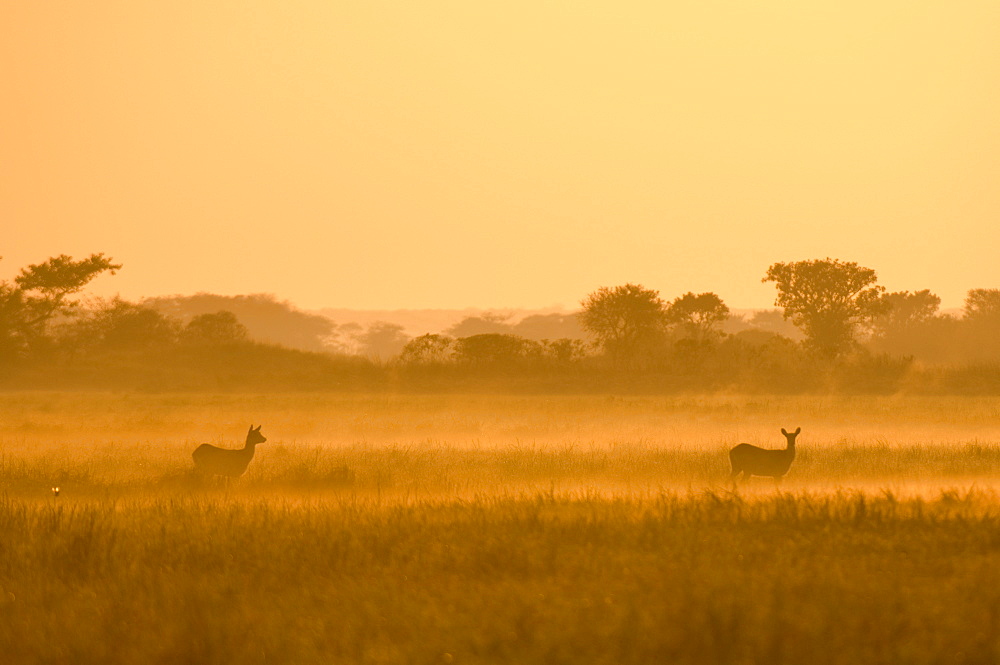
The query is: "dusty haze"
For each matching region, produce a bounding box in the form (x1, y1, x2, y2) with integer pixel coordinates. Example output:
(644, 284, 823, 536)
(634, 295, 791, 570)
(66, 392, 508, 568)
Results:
(3, 2, 998, 310)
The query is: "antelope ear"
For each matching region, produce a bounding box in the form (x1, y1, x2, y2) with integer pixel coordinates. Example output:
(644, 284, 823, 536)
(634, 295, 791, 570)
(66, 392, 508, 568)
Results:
(248, 425, 254, 432)
(255, 425, 262, 432)
(794, 427, 801, 435)
(781, 428, 788, 435)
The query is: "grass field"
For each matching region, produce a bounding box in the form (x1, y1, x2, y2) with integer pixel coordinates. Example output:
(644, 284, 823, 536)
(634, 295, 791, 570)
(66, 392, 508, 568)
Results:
(2, 393, 1000, 663)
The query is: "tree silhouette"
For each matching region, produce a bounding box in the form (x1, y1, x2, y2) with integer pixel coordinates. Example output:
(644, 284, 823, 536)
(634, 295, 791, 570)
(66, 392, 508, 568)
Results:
(445, 312, 515, 338)
(578, 283, 668, 366)
(143, 293, 336, 352)
(453, 333, 538, 366)
(868, 290, 949, 360)
(964, 289, 1000, 322)
(0, 253, 120, 357)
(872, 290, 941, 337)
(540, 338, 588, 364)
(764, 258, 885, 357)
(400, 333, 455, 364)
(357, 321, 410, 360)
(960, 289, 1000, 361)
(86, 299, 178, 350)
(666, 292, 730, 341)
(182, 311, 249, 345)
(746, 309, 804, 340)
(512, 313, 587, 341)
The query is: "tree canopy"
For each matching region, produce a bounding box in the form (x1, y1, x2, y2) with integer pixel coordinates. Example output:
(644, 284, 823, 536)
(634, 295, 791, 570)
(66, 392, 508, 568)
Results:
(453, 333, 538, 366)
(764, 258, 885, 357)
(666, 292, 730, 341)
(872, 290, 941, 338)
(142, 293, 336, 352)
(399, 334, 455, 364)
(356, 321, 410, 359)
(1, 253, 121, 357)
(6, 250, 1000, 393)
(578, 284, 667, 365)
(182, 311, 249, 345)
(964, 289, 1000, 322)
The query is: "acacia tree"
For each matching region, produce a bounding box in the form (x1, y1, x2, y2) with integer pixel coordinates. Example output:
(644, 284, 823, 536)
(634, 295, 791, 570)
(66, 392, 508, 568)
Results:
(763, 258, 885, 357)
(578, 283, 668, 365)
(665, 292, 730, 341)
(0, 253, 121, 357)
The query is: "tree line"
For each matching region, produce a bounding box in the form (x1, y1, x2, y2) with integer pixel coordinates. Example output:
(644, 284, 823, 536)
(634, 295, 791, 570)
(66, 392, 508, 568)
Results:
(2, 253, 1000, 393)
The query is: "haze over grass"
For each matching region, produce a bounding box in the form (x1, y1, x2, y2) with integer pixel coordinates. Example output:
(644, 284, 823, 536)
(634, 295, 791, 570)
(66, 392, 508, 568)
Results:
(3, 393, 1000, 663)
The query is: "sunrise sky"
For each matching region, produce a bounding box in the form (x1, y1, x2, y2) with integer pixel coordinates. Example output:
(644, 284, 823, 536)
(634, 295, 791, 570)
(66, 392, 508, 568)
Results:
(2, 2, 998, 311)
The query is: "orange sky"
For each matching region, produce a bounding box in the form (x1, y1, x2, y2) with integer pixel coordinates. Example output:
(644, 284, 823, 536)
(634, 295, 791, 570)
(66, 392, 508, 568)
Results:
(2, 2, 998, 310)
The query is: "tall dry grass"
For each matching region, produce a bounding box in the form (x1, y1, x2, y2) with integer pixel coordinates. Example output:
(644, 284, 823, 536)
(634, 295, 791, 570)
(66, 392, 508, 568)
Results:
(2, 392, 1000, 663)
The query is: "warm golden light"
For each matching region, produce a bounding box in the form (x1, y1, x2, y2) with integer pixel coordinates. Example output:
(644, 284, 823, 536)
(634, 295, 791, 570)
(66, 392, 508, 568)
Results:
(2, 2, 997, 310)
(4, 8, 1000, 661)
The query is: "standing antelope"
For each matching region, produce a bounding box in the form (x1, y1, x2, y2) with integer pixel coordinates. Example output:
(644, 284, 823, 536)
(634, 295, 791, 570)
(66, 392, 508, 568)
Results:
(192, 425, 267, 478)
(729, 427, 800, 486)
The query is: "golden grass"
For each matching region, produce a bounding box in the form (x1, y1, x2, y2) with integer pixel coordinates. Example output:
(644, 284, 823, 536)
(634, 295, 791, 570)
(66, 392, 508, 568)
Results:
(3, 392, 1000, 663)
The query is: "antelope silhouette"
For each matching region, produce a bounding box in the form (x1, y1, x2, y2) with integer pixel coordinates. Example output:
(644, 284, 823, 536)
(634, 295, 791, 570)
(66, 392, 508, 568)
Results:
(729, 427, 800, 486)
(192, 425, 267, 478)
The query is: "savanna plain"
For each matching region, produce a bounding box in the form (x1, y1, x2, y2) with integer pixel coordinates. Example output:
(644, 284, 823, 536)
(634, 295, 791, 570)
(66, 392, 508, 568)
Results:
(3, 393, 1000, 664)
